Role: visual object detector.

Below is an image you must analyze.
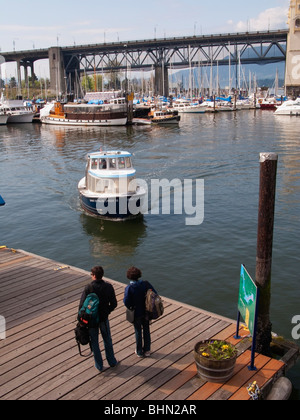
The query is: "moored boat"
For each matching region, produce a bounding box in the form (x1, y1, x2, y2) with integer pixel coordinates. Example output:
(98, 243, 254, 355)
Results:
(78, 150, 146, 220)
(171, 100, 206, 113)
(274, 98, 300, 116)
(0, 100, 34, 123)
(148, 108, 180, 124)
(0, 195, 5, 206)
(259, 97, 278, 110)
(41, 97, 127, 126)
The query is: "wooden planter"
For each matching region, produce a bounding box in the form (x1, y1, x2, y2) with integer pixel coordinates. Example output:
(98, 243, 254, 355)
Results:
(194, 340, 237, 383)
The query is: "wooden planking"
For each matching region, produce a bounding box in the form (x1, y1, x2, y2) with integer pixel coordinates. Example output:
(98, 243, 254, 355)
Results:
(0, 248, 286, 400)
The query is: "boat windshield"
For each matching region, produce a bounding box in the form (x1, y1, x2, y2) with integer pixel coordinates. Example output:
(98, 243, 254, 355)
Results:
(89, 156, 132, 170)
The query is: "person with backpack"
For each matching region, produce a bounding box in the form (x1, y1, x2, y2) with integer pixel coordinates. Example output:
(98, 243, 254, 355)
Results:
(78, 266, 118, 372)
(123, 266, 158, 358)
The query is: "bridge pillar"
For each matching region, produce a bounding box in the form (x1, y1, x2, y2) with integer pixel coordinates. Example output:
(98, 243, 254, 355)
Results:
(24, 65, 28, 88)
(16, 59, 22, 91)
(285, 0, 300, 97)
(49, 47, 66, 97)
(154, 64, 169, 97)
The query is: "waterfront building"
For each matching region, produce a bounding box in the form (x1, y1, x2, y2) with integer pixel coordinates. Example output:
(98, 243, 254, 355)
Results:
(285, 0, 300, 97)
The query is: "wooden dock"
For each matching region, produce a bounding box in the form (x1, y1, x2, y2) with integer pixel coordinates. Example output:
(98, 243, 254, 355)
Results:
(0, 247, 287, 401)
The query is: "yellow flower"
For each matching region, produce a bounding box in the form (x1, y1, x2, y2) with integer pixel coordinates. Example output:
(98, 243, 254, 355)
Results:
(222, 345, 229, 350)
(202, 352, 210, 357)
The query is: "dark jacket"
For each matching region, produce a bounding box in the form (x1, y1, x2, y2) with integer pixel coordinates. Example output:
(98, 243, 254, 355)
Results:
(79, 279, 117, 323)
(123, 279, 157, 318)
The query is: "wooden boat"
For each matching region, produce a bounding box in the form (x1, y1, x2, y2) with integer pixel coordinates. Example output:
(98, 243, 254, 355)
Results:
(40, 99, 127, 126)
(148, 109, 180, 124)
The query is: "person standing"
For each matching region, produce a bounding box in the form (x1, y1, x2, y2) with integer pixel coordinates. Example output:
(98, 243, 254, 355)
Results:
(79, 266, 118, 372)
(123, 267, 157, 358)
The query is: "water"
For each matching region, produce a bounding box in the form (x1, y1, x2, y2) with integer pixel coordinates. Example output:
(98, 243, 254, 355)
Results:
(0, 111, 299, 398)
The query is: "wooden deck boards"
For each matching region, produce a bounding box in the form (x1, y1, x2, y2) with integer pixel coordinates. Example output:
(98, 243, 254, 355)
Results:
(0, 247, 285, 400)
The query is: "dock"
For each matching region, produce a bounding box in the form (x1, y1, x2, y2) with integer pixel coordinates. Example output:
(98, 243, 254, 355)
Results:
(0, 247, 291, 400)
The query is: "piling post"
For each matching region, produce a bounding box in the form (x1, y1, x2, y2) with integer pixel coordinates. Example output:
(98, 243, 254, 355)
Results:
(255, 152, 278, 355)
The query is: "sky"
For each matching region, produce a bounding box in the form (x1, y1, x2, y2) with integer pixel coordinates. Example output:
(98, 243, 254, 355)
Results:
(0, 0, 291, 79)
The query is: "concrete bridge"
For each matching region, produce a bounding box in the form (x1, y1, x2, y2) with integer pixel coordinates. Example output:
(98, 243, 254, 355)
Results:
(1, 2, 300, 98)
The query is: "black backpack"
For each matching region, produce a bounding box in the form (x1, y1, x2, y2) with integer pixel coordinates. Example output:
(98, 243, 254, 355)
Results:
(74, 322, 92, 357)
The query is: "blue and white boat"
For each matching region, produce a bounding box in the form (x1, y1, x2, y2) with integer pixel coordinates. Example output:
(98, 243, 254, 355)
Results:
(78, 150, 146, 220)
(0, 195, 5, 206)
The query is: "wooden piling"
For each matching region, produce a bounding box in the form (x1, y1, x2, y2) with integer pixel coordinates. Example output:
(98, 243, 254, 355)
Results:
(255, 152, 278, 355)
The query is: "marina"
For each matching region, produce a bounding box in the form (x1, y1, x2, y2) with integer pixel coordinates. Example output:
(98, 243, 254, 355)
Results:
(0, 110, 300, 399)
(1, 0, 300, 402)
(0, 247, 295, 400)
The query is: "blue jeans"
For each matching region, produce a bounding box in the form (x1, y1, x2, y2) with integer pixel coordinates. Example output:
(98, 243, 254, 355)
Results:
(134, 316, 150, 356)
(89, 319, 117, 371)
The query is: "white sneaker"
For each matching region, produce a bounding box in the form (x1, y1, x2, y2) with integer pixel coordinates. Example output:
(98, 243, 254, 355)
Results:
(144, 351, 151, 357)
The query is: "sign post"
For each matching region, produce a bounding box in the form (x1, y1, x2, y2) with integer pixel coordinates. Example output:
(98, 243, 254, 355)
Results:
(235, 265, 260, 371)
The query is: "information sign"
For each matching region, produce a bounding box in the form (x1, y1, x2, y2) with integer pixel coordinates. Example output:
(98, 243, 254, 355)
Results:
(238, 265, 258, 336)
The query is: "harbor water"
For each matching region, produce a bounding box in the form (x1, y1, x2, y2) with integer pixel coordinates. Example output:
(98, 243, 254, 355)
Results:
(0, 111, 299, 398)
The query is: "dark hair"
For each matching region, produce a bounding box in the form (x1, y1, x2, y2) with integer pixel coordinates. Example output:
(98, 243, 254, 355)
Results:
(91, 266, 104, 280)
(127, 266, 142, 281)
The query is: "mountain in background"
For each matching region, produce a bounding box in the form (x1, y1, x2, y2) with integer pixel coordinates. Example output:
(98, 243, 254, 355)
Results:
(170, 62, 285, 89)
(170, 45, 285, 89)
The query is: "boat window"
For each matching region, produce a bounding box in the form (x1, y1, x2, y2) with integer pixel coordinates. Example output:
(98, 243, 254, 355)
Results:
(99, 159, 107, 169)
(118, 157, 126, 169)
(91, 158, 98, 170)
(109, 158, 116, 169)
(125, 157, 132, 168)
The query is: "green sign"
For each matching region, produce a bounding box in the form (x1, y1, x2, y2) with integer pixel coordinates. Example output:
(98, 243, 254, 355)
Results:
(238, 265, 258, 336)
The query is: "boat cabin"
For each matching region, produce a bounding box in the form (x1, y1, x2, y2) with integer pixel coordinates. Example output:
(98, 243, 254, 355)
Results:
(85, 151, 137, 194)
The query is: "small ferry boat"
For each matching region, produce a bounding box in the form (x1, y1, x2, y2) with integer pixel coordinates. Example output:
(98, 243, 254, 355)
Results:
(78, 150, 146, 220)
(148, 109, 180, 124)
(0, 195, 5, 206)
(40, 99, 127, 126)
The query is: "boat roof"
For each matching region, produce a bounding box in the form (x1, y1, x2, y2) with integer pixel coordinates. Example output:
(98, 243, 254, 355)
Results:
(87, 150, 132, 159)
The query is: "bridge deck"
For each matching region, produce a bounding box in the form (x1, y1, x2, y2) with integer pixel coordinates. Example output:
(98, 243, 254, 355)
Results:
(0, 247, 285, 401)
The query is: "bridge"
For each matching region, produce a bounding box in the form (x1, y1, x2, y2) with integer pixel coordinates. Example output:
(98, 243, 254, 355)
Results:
(0, 29, 290, 97)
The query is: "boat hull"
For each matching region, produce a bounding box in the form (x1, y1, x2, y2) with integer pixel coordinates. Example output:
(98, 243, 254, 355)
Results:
(0, 115, 8, 125)
(79, 191, 146, 220)
(175, 107, 206, 113)
(274, 109, 300, 116)
(260, 104, 277, 110)
(7, 113, 34, 123)
(151, 116, 180, 124)
(41, 116, 127, 126)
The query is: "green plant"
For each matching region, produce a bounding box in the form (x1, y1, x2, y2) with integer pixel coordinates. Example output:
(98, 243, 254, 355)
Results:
(198, 340, 237, 361)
